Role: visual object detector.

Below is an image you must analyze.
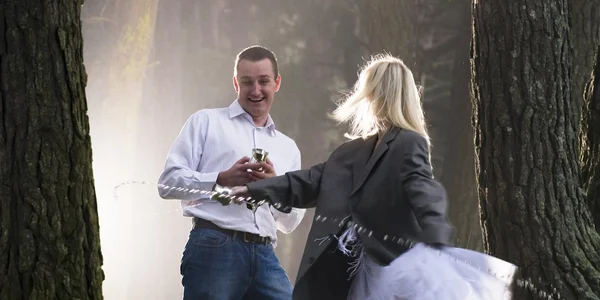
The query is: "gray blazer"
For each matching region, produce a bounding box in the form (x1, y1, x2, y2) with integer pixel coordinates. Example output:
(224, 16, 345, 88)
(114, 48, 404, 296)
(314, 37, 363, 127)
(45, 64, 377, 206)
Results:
(247, 127, 455, 299)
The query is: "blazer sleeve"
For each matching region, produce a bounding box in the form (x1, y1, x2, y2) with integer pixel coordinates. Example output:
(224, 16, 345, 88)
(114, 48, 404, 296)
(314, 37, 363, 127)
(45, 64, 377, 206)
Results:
(398, 132, 455, 245)
(245, 162, 326, 213)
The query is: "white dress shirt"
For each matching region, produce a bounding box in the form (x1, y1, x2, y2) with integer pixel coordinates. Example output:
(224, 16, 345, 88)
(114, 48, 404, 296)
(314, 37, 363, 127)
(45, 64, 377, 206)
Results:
(158, 100, 306, 246)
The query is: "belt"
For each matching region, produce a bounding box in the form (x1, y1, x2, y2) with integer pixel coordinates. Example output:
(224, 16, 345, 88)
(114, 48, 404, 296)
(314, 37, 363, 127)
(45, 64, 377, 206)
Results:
(192, 217, 271, 245)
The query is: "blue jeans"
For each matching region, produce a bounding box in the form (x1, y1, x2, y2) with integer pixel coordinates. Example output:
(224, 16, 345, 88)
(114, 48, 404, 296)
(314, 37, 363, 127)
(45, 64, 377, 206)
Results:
(180, 227, 293, 300)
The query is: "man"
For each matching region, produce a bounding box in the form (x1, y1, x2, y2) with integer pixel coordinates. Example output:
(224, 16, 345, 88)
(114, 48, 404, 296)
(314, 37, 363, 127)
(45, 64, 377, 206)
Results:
(158, 45, 305, 300)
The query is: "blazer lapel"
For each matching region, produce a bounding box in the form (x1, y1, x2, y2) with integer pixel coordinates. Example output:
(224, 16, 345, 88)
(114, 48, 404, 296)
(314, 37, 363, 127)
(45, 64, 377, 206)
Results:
(351, 127, 400, 195)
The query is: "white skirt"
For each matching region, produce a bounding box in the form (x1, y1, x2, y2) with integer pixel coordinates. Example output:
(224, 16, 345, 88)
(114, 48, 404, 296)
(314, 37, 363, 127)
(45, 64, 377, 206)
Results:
(337, 229, 518, 300)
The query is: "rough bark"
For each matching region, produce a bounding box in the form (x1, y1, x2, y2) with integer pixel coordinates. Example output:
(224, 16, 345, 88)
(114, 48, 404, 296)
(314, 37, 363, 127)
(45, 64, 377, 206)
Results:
(471, 1, 600, 299)
(0, 0, 104, 299)
(439, 1, 482, 251)
(581, 47, 600, 232)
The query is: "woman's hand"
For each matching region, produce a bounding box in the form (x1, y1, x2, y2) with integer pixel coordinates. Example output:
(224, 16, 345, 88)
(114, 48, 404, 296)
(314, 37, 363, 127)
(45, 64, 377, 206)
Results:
(230, 186, 249, 196)
(229, 186, 251, 204)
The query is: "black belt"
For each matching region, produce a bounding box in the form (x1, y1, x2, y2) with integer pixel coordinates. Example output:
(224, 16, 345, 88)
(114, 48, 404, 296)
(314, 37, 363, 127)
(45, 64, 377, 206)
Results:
(192, 217, 271, 245)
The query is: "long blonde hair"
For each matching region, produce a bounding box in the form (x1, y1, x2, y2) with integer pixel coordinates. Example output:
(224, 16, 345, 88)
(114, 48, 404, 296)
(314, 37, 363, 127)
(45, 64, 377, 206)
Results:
(330, 54, 429, 144)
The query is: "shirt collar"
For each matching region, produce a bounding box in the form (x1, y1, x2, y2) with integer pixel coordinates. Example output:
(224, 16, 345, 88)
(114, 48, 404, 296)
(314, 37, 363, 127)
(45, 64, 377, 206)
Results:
(228, 99, 277, 135)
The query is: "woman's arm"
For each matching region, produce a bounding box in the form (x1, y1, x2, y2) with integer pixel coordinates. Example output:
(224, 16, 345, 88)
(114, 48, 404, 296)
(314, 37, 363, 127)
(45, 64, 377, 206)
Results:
(245, 162, 326, 213)
(398, 132, 455, 245)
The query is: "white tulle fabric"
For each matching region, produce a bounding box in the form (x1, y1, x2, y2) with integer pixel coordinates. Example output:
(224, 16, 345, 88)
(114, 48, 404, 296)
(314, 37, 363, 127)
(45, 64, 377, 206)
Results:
(335, 227, 518, 300)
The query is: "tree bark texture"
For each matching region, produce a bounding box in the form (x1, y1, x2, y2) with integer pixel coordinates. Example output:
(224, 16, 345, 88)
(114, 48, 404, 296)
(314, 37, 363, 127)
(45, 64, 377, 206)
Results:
(471, 1, 600, 299)
(580, 47, 600, 232)
(0, 1, 104, 299)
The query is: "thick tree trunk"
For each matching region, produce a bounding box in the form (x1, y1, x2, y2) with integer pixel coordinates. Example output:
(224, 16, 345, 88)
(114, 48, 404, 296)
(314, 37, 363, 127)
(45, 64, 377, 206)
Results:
(471, 1, 600, 299)
(0, 0, 104, 299)
(581, 47, 600, 232)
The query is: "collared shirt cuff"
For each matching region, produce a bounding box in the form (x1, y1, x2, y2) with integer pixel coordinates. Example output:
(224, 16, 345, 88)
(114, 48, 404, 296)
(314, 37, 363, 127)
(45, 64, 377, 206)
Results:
(196, 172, 220, 191)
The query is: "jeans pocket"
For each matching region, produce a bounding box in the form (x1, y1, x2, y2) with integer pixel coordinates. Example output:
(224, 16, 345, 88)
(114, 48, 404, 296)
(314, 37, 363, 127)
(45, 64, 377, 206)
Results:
(191, 228, 230, 248)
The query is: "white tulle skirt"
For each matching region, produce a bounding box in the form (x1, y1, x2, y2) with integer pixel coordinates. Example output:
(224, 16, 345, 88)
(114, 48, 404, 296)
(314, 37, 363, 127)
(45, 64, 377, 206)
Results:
(336, 228, 518, 300)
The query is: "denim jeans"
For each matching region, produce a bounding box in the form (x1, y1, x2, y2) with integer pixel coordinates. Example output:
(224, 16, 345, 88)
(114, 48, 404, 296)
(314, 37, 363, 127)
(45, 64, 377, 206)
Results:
(180, 227, 293, 300)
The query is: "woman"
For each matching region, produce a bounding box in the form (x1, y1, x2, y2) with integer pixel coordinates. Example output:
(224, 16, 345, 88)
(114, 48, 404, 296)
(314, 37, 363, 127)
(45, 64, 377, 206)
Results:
(230, 54, 517, 300)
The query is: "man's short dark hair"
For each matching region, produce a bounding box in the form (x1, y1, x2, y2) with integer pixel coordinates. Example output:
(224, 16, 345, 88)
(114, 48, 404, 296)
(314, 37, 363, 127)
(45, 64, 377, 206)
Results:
(234, 45, 279, 78)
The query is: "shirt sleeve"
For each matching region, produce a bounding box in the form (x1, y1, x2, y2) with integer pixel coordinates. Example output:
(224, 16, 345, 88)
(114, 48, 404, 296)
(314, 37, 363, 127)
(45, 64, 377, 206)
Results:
(399, 132, 455, 245)
(157, 111, 219, 200)
(269, 144, 307, 233)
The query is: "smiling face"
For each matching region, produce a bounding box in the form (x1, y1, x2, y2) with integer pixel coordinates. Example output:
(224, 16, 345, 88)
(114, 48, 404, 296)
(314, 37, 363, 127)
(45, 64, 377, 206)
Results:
(233, 58, 281, 126)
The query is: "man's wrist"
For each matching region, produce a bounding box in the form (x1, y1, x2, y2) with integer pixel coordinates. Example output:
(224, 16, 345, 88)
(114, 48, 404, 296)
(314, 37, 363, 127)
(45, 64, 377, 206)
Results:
(216, 172, 225, 186)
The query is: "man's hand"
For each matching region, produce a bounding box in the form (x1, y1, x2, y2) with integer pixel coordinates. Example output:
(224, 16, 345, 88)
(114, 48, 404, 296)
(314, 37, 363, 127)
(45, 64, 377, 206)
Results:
(249, 158, 276, 181)
(216, 156, 264, 187)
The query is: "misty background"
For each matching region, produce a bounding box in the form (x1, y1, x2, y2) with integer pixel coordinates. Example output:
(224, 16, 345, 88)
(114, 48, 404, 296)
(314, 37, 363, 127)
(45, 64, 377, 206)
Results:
(81, 1, 477, 299)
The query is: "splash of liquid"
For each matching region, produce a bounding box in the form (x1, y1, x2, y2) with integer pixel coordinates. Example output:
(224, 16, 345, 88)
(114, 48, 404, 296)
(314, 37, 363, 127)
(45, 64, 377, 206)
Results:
(114, 180, 563, 300)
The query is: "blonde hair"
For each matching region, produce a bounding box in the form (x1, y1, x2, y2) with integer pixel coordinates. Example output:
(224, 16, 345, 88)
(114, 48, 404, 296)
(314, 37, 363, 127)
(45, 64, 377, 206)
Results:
(330, 54, 429, 144)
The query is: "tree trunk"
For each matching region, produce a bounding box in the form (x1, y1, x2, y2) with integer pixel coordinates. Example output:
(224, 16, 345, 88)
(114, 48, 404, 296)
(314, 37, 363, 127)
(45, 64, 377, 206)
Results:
(439, 1, 482, 251)
(0, 0, 104, 299)
(581, 47, 600, 232)
(471, 1, 600, 299)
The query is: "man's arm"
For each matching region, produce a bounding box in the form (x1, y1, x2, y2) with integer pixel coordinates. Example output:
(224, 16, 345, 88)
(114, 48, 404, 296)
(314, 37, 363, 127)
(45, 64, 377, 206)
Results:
(270, 149, 306, 233)
(157, 112, 217, 200)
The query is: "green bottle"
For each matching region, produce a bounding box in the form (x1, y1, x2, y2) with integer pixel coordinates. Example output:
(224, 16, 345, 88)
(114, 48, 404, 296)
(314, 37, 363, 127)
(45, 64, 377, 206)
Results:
(211, 184, 233, 206)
